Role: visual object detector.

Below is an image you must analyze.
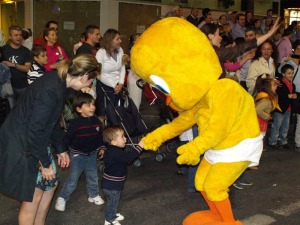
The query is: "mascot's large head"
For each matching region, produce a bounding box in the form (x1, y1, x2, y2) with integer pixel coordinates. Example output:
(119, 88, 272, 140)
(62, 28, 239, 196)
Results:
(131, 17, 222, 111)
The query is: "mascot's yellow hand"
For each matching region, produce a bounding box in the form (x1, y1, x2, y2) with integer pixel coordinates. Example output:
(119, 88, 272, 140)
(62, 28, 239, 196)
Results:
(141, 134, 163, 151)
(177, 144, 201, 166)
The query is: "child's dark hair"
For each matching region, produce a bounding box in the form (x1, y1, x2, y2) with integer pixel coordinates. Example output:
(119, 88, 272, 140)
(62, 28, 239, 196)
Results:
(31, 44, 46, 57)
(281, 64, 294, 74)
(254, 74, 277, 100)
(73, 92, 94, 109)
(103, 125, 124, 145)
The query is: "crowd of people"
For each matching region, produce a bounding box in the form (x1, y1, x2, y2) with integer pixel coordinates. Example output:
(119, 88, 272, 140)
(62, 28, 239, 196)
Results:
(0, 5, 300, 225)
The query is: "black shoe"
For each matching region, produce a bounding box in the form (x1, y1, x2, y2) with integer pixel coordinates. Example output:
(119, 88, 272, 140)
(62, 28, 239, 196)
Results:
(295, 146, 300, 152)
(268, 144, 279, 150)
(278, 144, 290, 149)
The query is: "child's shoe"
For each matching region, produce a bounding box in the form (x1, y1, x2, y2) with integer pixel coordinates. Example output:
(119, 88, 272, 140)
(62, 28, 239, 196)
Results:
(88, 195, 104, 205)
(116, 213, 124, 221)
(55, 197, 66, 212)
(104, 220, 121, 225)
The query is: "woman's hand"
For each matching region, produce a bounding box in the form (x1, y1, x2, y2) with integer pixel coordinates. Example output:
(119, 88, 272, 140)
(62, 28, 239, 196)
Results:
(114, 83, 123, 94)
(41, 165, 56, 180)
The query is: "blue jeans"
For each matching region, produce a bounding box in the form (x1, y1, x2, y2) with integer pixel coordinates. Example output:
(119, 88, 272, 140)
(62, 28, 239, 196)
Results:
(59, 152, 99, 201)
(268, 111, 291, 145)
(102, 189, 121, 222)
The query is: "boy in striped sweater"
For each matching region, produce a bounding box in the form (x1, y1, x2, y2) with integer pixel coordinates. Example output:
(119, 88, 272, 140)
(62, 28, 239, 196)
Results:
(55, 92, 106, 212)
(27, 44, 47, 84)
(102, 125, 144, 225)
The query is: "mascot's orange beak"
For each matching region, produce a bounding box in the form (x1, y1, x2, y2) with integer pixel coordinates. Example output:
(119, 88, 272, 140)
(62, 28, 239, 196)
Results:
(166, 95, 172, 106)
(166, 95, 182, 112)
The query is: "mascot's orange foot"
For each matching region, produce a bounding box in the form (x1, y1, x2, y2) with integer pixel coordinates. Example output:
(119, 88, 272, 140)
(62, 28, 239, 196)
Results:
(183, 210, 222, 225)
(202, 220, 243, 225)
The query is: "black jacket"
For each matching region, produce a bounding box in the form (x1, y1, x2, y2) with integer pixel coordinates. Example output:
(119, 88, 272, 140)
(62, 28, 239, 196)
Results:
(275, 78, 296, 114)
(102, 145, 142, 191)
(0, 71, 66, 201)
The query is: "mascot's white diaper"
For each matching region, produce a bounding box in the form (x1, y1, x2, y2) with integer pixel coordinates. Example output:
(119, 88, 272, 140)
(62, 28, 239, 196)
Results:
(204, 134, 263, 167)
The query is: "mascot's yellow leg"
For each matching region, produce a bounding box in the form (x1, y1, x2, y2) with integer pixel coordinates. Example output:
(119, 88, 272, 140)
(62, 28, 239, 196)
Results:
(183, 159, 249, 225)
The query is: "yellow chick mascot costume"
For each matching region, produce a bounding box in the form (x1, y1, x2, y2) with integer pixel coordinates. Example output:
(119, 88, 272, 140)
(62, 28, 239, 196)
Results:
(131, 18, 263, 225)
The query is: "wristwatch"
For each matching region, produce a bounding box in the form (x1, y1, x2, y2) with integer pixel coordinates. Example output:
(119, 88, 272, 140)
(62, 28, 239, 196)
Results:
(14, 63, 17, 68)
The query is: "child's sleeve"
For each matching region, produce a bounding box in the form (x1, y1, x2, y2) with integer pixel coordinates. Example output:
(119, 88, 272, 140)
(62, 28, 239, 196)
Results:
(224, 61, 241, 72)
(118, 145, 143, 164)
(256, 98, 272, 121)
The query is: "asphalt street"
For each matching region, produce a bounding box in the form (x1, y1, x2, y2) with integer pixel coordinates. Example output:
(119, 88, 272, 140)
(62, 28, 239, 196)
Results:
(1, 96, 300, 225)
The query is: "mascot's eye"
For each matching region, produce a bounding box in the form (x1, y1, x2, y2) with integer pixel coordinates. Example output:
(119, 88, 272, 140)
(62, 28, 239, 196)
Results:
(150, 75, 170, 94)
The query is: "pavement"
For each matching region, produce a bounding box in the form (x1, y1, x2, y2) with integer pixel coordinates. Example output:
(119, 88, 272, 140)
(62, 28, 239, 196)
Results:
(1, 96, 300, 225)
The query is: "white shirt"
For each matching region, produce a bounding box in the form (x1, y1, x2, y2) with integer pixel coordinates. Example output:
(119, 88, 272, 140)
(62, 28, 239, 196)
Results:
(95, 47, 126, 88)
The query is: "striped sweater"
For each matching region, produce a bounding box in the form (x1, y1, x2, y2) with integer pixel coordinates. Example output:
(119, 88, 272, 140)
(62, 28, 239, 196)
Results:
(102, 144, 142, 191)
(63, 116, 105, 155)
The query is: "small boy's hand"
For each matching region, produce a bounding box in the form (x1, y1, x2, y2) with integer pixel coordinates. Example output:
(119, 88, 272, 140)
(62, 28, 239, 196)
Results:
(138, 140, 145, 149)
(98, 149, 105, 159)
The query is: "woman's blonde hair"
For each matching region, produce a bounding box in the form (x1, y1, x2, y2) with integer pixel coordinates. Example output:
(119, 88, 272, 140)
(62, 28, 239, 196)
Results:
(58, 54, 101, 80)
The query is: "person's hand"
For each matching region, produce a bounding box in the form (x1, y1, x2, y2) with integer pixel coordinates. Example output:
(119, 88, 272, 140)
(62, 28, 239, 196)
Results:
(114, 83, 123, 94)
(274, 79, 282, 87)
(98, 149, 105, 159)
(138, 140, 145, 149)
(141, 135, 161, 151)
(57, 152, 70, 168)
(292, 93, 298, 99)
(269, 17, 281, 35)
(177, 144, 201, 166)
(41, 164, 56, 180)
(246, 48, 256, 60)
(2, 60, 15, 68)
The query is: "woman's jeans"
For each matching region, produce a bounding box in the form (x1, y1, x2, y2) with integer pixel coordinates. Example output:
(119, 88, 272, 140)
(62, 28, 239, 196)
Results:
(59, 152, 99, 201)
(102, 189, 121, 222)
(268, 111, 291, 146)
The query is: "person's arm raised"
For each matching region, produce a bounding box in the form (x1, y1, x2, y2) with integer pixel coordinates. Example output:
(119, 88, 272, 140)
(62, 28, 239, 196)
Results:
(257, 17, 280, 46)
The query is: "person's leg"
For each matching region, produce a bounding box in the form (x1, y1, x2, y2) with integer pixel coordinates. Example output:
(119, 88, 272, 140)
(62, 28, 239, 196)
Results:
(84, 153, 99, 198)
(18, 188, 43, 225)
(187, 164, 198, 192)
(103, 189, 121, 223)
(268, 112, 283, 146)
(295, 114, 300, 151)
(278, 111, 291, 146)
(34, 186, 57, 225)
(59, 153, 83, 201)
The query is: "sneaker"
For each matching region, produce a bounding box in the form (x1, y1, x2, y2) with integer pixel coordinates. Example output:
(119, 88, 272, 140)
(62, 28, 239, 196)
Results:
(295, 146, 300, 152)
(116, 213, 124, 221)
(55, 197, 66, 212)
(104, 220, 121, 225)
(233, 183, 243, 190)
(88, 195, 104, 205)
(239, 180, 253, 186)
